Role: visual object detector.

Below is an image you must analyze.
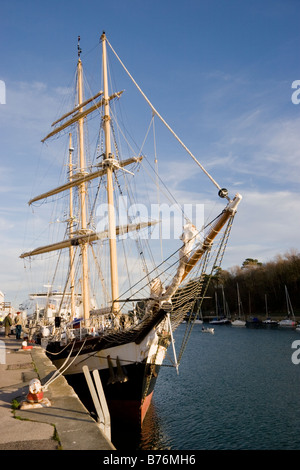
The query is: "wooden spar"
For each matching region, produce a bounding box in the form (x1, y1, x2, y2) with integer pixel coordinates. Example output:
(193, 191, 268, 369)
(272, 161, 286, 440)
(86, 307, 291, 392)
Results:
(41, 91, 123, 143)
(19, 221, 157, 259)
(181, 193, 242, 282)
(28, 156, 142, 206)
(101, 32, 119, 314)
(68, 133, 76, 319)
(51, 91, 104, 127)
(77, 58, 90, 323)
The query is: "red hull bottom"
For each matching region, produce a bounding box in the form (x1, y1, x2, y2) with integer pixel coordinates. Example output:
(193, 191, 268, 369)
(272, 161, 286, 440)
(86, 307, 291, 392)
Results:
(141, 391, 154, 424)
(108, 390, 154, 429)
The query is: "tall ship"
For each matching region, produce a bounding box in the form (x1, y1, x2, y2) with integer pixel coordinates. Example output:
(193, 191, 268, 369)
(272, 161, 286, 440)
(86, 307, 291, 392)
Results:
(21, 33, 242, 427)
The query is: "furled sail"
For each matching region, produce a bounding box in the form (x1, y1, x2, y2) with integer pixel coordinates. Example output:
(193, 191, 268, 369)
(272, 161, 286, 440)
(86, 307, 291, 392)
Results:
(20, 220, 157, 259)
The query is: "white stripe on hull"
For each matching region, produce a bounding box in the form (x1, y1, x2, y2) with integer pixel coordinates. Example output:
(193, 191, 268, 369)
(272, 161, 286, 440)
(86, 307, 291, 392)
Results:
(52, 330, 168, 376)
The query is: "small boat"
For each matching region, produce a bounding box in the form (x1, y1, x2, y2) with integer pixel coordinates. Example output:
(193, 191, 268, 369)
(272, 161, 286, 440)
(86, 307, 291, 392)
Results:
(232, 319, 247, 327)
(209, 317, 231, 325)
(210, 316, 231, 325)
(202, 326, 214, 334)
(278, 286, 296, 328)
(278, 318, 296, 328)
(262, 318, 278, 326)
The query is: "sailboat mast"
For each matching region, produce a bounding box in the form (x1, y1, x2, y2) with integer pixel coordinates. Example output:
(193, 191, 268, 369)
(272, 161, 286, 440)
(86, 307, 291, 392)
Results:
(101, 32, 119, 314)
(237, 283, 241, 316)
(77, 42, 90, 322)
(265, 294, 268, 317)
(68, 133, 76, 319)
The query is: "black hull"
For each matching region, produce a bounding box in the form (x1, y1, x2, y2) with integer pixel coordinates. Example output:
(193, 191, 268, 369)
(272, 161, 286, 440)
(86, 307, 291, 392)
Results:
(65, 360, 160, 429)
(46, 308, 169, 427)
(246, 317, 262, 328)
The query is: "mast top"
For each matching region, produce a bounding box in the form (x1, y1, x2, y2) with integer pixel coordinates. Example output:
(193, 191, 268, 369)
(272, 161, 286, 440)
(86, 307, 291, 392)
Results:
(100, 31, 106, 42)
(77, 35, 82, 58)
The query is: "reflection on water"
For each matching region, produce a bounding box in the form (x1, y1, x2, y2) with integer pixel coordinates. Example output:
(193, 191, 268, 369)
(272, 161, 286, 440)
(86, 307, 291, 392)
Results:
(139, 402, 172, 450)
(112, 401, 171, 450)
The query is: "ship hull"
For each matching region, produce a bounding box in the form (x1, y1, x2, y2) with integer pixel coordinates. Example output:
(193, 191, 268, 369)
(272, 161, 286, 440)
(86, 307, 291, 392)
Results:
(46, 311, 170, 427)
(65, 360, 160, 428)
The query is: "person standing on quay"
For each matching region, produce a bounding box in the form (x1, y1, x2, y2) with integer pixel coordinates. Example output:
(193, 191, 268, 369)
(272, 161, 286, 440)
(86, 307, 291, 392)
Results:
(4, 313, 12, 337)
(15, 312, 22, 340)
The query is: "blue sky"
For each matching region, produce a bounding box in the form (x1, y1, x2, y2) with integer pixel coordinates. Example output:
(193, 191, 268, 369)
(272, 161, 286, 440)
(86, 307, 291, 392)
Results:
(1, 0, 300, 307)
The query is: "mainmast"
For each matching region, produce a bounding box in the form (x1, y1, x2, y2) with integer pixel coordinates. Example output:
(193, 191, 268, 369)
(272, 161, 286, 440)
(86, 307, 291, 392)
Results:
(101, 32, 119, 314)
(68, 133, 76, 319)
(77, 38, 90, 323)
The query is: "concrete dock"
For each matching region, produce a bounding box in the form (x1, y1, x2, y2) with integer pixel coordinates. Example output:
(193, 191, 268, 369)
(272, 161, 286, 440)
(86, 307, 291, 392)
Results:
(0, 335, 115, 450)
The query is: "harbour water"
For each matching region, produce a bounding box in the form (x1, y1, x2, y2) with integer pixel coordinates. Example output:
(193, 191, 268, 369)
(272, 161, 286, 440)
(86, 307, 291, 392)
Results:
(114, 323, 300, 450)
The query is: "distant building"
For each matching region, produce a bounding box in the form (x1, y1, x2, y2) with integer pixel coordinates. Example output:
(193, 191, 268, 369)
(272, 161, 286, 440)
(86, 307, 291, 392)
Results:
(0, 291, 14, 319)
(0, 291, 5, 322)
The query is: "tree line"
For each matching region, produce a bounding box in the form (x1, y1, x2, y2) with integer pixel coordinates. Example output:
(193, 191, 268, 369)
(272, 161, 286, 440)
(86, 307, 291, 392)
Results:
(201, 250, 300, 318)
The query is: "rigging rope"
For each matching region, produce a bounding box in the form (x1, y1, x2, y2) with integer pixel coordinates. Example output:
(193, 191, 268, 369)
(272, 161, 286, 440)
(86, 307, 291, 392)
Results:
(176, 214, 235, 363)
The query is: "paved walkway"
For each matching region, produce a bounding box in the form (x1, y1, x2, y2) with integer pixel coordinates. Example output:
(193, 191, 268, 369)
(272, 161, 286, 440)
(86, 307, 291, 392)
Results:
(0, 334, 115, 450)
(0, 336, 58, 450)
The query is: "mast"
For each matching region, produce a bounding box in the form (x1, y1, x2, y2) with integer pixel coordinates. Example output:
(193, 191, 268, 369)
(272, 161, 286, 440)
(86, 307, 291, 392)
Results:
(101, 32, 119, 314)
(222, 285, 226, 317)
(68, 133, 76, 319)
(237, 283, 241, 317)
(285, 285, 294, 318)
(77, 38, 90, 323)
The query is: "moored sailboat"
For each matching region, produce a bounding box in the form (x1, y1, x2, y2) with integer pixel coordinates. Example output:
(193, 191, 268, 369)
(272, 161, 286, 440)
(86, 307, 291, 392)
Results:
(20, 33, 242, 427)
(262, 294, 278, 327)
(231, 283, 246, 327)
(278, 286, 296, 328)
(209, 291, 231, 325)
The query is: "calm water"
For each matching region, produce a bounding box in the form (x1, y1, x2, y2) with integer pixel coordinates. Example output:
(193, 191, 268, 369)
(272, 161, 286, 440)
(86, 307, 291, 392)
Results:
(117, 324, 300, 450)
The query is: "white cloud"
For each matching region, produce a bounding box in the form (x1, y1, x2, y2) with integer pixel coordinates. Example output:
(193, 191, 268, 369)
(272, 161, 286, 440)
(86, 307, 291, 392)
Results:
(222, 188, 300, 269)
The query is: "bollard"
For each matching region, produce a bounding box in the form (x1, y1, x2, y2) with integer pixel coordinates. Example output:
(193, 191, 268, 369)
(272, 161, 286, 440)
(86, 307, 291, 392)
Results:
(26, 378, 44, 403)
